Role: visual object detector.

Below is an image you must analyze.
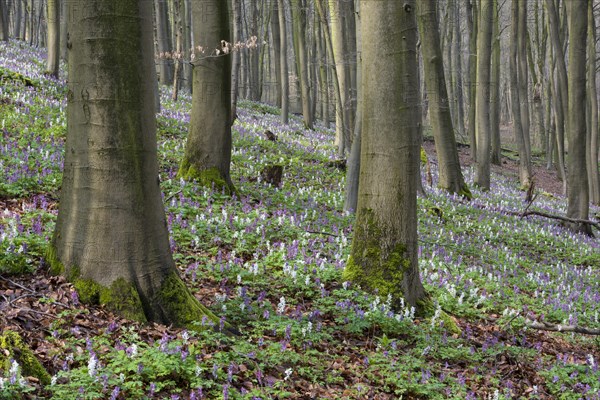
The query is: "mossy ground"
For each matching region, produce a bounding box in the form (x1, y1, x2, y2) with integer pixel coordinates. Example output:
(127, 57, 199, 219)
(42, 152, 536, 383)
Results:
(0, 330, 51, 385)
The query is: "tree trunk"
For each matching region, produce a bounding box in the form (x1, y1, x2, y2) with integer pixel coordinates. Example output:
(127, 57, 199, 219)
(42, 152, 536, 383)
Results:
(345, 0, 426, 310)
(178, 0, 234, 193)
(290, 0, 313, 129)
(466, 0, 478, 161)
(60, 0, 67, 60)
(490, 0, 501, 165)
(588, 1, 600, 205)
(50, 0, 220, 327)
(565, 0, 591, 235)
(231, 0, 242, 122)
(171, 0, 182, 101)
(344, 0, 361, 212)
(45, 0, 60, 77)
(270, 0, 282, 108)
(181, 0, 192, 92)
(277, 0, 289, 124)
(510, 0, 532, 189)
(451, 0, 465, 141)
(517, 0, 532, 182)
(546, 0, 568, 192)
(0, 0, 8, 41)
(155, 0, 173, 85)
(416, 0, 469, 197)
(474, 0, 493, 190)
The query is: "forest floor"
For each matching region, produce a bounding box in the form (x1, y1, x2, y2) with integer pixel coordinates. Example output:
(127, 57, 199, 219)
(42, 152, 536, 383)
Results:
(1, 39, 600, 400)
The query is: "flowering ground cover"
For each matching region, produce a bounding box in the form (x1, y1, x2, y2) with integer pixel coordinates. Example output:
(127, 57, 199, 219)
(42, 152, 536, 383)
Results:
(1, 39, 600, 399)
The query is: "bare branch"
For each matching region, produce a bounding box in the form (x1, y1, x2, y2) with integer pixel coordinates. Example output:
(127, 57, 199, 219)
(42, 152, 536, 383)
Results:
(526, 319, 600, 335)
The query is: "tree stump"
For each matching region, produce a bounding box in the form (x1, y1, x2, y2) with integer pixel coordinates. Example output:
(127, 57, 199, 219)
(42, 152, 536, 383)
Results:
(261, 165, 284, 187)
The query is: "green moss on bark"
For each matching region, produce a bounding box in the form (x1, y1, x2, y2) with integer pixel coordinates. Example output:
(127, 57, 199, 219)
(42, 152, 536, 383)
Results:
(459, 183, 473, 200)
(73, 278, 147, 322)
(45, 244, 64, 276)
(0, 330, 51, 385)
(177, 159, 234, 194)
(156, 272, 234, 333)
(343, 209, 411, 306)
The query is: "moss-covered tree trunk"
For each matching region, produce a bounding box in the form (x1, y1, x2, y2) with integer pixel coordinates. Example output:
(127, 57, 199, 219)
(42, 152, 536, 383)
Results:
(344, 0, 426, 310)
(474, 0, 493, 190)
(416, 0, 470, 198)
(50, 0, 221, 328)
(566, 0, 592, 235)
(178, 0, 234, 193)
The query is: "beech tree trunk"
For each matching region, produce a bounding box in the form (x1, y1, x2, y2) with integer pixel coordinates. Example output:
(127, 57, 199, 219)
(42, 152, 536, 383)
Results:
(0, 0, 8, 41)
(474, 0, 493, 190)
(278, 0, 289, 124)
(466, 0, 478, 161)
(290, 0, 313, 129)
(588, 2, 600, 205)
(416, 0, 469, 197)
(270, 0, 282, 108)
(345, 0, 426, 310)
(178, 0, 234, 193)
(490, 0, 501, 165)
(50, 0, 219, 327)
(566, 0, 592, 235)
(154, 0, 173, 85)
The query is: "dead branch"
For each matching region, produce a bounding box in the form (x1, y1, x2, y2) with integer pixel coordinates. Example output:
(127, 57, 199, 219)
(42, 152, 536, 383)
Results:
(520, 210, 600, 231)
(525, 319, 600, 335)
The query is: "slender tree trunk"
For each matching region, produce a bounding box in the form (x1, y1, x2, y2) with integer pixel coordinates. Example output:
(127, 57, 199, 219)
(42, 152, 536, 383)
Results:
(344, 0, 361, 212)
(271, 0, 282, 108)
(60, 0, 67, 60)
(466, 0, 478, 161)
(50, 0, 221, 327)
(178, 0, 234, 193)
(565, 0, 591, 235)
(171, 0, 183, 101)
(517, 0, 532, 177)
(511, 0, 532, 189)
(346, 0, 426, 310)
(278, 0, 289, 124)
(181, 0, 192, 92)
(546, 0, 567, 192)
(315, 19, 329, 127)
(588, 1, 600, 205)
(490, 0, 501, 165)
(231, 0, 242, 123)
(474, 0, 493, 190)
(451, 0, 465, 141)
(45, 0, 59, 77)
(155, 0, 173, 85)
(416, 0, 469, 196)
(0, 0, 8, 41)
(290, 0, 313, 128)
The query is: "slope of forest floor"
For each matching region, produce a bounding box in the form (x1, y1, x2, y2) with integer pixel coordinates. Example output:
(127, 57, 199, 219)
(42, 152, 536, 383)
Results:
(1, 39, 600, 400)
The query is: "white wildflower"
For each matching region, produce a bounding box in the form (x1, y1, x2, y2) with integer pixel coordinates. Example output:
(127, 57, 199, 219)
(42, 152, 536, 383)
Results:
(87, 354, 98, 377)
(284, 368, 293, 380)
(277, 297, 286, 314)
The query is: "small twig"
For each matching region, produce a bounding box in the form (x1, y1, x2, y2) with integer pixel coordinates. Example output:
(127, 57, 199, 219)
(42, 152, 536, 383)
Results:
(164, 190, 183, 204)
(305, 230, 340, 238)
(502, 311, 521, 330)
(525, 319, 600, 335)
(0, 275, 36, 293)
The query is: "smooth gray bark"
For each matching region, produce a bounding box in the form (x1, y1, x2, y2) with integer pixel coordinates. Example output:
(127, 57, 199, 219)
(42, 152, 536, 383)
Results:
(0, 0, 8, 41)
(45, 0, 60, 78)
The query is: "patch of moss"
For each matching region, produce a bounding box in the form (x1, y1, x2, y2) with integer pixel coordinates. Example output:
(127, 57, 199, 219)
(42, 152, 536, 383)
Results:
(459, 183, 473, 200)
(156, 271, 236, 334)
(417, 298, 461, 334)
(73, 277, 147, 322)
(44, 244, 65, 276)
(420, 147, 428, 165)
(177, 160, 235, 195)
(0, 330, 51, 385)
(343, 209, 412, 307)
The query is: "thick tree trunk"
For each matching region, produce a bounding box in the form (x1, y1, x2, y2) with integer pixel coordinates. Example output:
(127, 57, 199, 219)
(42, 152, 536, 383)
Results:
(565, 0, 591, 235)
(416, 0, 469, 197)
(345, 0, 426, 310)
(178, 0, 234, 193)
(50, 0, 220, 327)
(474, 0, 493, 190)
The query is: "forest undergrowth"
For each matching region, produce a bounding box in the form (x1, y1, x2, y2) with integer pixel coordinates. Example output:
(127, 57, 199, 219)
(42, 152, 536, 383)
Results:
(1, 39, 600, 400)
